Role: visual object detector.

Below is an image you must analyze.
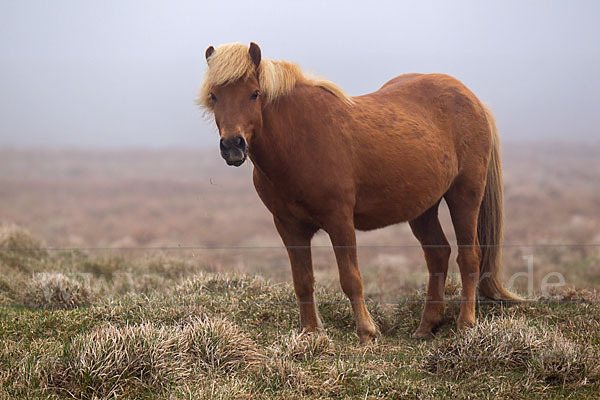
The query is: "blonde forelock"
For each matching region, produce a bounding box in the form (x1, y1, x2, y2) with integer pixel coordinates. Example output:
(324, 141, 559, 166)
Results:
(197, 43, 353, 111)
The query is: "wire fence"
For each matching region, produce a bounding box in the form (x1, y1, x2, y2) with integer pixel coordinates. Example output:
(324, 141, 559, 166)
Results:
(1, 242, 598, 306)
(2, 243, 600, 251)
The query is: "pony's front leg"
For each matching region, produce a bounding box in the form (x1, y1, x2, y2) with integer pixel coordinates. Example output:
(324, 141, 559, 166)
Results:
(324, 217, 378, 344)
(274, 217, 322, 332)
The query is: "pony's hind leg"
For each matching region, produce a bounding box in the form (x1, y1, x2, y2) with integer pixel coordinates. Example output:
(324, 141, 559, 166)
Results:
(445, 180, 485, 332)
(409, 202, 451, 338)
(274, 217, 322, 332)
(323, 216, 378, 344)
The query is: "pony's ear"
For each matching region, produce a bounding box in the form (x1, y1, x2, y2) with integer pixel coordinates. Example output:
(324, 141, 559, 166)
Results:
(249, 42, 261, 68)
(205, 46, 215, 62)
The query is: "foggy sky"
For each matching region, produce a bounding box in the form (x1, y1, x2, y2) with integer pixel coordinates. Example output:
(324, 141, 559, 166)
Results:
(0, 0, 598, 147)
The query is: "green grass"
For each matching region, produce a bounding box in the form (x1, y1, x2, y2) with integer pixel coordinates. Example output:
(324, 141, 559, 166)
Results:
(1, 225, 599, 399)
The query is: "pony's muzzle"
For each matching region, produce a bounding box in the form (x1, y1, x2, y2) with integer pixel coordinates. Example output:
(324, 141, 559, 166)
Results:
(220, 135, 247, 167)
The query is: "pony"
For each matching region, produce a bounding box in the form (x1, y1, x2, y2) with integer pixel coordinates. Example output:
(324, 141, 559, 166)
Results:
(198, 42, 522, 343)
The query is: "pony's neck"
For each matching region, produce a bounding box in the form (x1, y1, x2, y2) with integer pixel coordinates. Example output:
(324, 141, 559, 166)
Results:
(249, 85, 305, 180)
(249, 104, 294, 182)
(250, 83, 348, 183)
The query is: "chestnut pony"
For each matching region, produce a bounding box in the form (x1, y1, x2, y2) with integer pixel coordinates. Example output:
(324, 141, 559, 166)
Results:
(198, 42, 521, 343)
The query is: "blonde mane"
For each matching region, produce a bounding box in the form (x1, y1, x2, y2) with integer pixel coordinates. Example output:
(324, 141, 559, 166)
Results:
(198, 43, 353, 110)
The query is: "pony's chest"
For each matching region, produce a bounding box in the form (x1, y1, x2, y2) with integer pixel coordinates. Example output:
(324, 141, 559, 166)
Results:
(252, 167, 320, 223)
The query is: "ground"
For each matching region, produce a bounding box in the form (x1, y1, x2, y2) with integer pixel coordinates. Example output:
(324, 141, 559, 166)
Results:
(0, 229, 599, 399)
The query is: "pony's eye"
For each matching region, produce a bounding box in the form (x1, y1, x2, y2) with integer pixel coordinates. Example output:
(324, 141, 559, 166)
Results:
(209, 93, 217, 102)
(250, 90, 260, 100)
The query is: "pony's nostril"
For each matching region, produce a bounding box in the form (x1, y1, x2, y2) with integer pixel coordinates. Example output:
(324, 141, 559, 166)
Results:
(219, 137, 229, 150)
(235, 136, 244, 147)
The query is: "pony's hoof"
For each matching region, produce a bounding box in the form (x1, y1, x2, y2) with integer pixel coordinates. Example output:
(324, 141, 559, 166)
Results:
(456, 318, 475, 333)
(358, 333, 377, 345)
(358, 327, 379, 345)
(299, 325, 322, 334)
(412, 328, 433, 339)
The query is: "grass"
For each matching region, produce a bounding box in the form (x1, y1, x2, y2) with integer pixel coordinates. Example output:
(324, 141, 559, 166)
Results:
(1, 224, 599, 399)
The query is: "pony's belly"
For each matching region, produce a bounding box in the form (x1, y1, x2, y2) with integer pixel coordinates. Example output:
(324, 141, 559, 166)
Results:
(353, 213, 408, 231)
(353, 205, 421, 231)
(353, 182, 449, 231)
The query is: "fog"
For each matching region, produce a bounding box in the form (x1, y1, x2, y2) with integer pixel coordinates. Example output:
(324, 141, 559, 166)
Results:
(1, 0, 598, 147)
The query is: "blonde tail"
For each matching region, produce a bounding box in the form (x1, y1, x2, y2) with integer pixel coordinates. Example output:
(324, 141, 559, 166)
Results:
(477, 107, 523, 301)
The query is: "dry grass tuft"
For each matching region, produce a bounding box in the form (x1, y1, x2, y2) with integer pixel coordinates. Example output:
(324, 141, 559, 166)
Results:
(175, 272, 266, 296)
(180, 315, 265, 373)
(0, 224, 47, 270)
(0, 224, 46, 255)
(25, 272, 95, 308)
(254, 331, 337, 396)
(541, 286, 600, 303)
(424, 316, 600, 386)
(47, 316, 263, 398)
(49, 322, 182, 398)
(275, 331, 335, 362)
